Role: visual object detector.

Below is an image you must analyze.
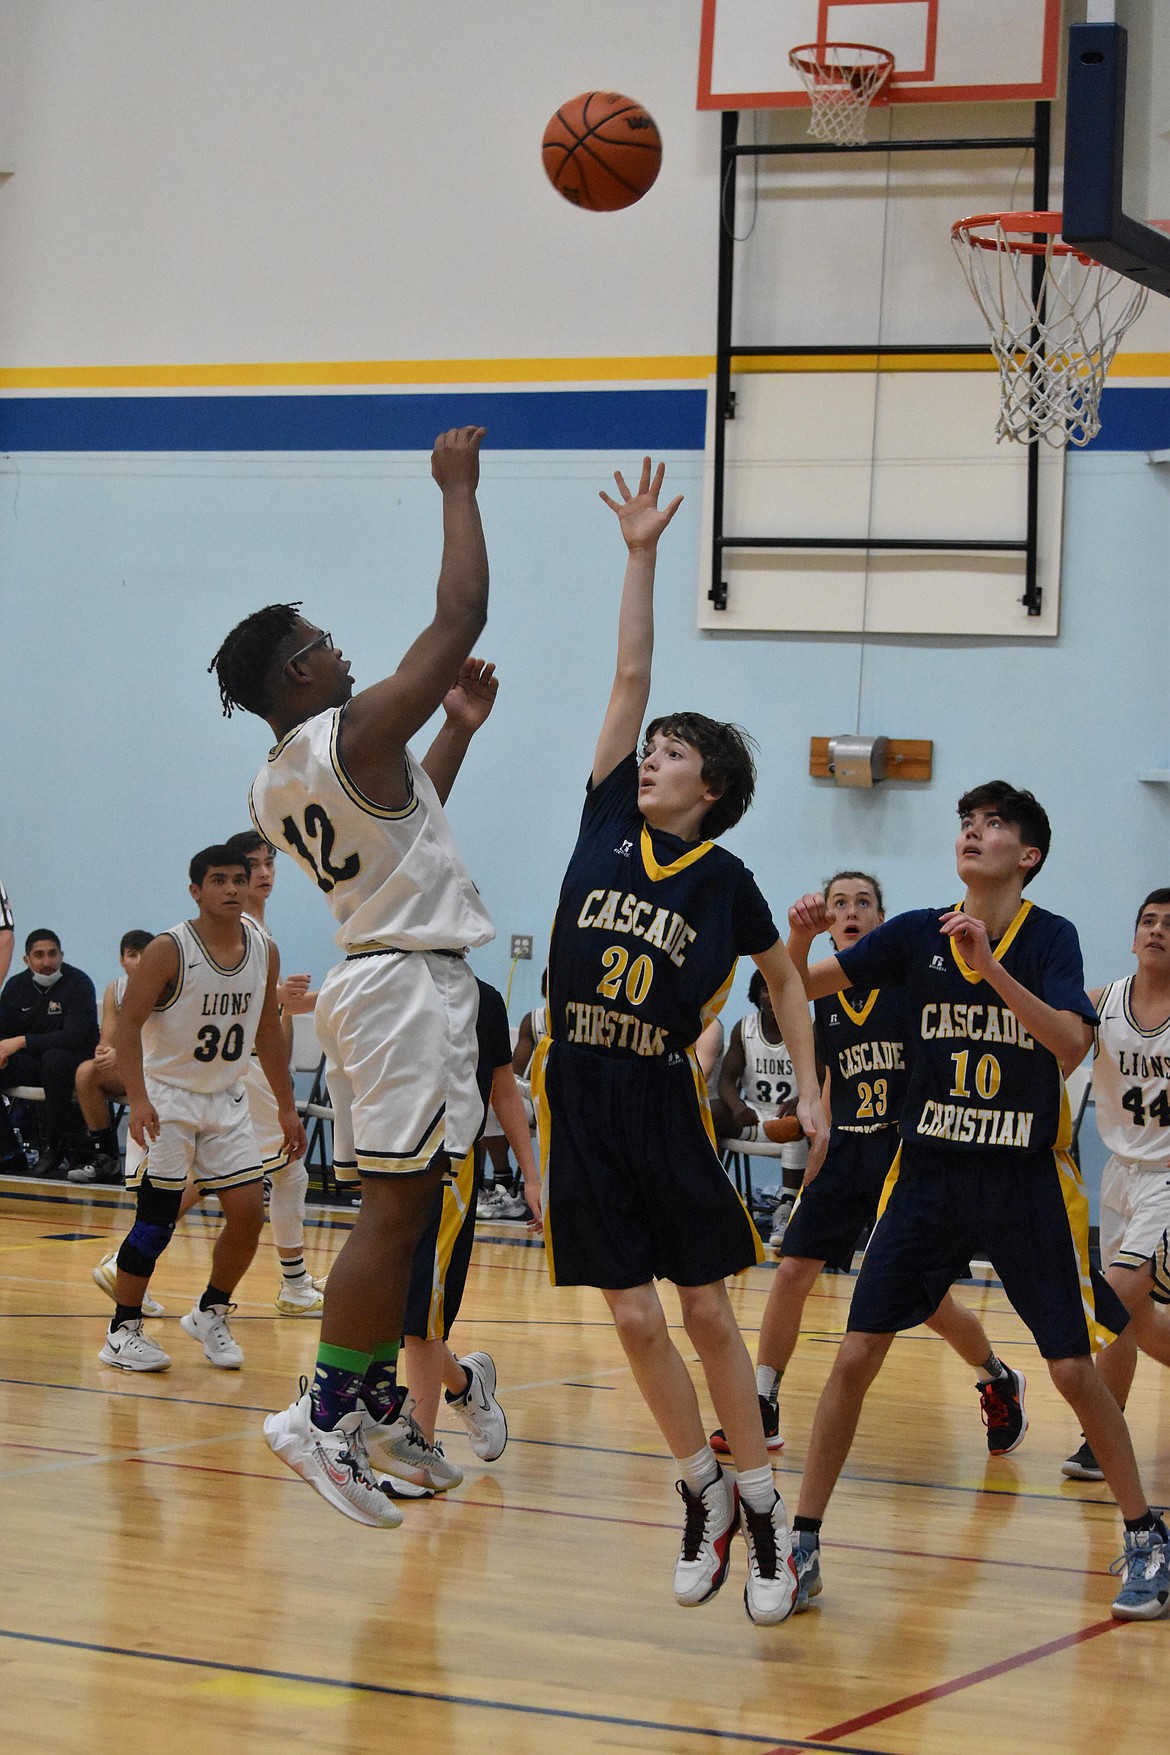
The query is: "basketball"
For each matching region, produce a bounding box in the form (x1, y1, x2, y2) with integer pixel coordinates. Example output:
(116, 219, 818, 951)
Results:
(542, 91, 662, 212)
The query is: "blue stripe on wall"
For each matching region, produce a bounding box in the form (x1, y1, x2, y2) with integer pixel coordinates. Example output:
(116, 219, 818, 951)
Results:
(1088, 387, 1170, 451)
(0, 389, 707, 452)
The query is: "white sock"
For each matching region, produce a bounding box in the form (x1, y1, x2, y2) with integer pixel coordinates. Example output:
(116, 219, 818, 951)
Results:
(756, 1365, 781, 1404)
(736, 1464, 776, 1513)
(676, 1444, 720, 1496)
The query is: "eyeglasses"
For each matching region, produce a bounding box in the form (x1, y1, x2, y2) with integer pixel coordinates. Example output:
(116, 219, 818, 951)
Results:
(286, 630, 334, 667)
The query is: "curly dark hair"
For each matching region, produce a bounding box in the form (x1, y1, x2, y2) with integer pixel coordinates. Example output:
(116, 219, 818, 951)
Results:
(642, 712, 757, 838)
(208, 602, 303, 718)
(957, 781, 1051, 886)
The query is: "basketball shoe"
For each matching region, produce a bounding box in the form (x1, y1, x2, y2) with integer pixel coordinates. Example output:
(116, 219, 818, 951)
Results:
(977, 1366, 1027, 1455)
(1061, 1437, 1104, 1481)
(92, 1252, 165, 1318)
(264, 1384, 401, 1528)
(446, 1351, 508, 1461)
(99, 1319, 171, 1372)
(274, 1274, 326, 1314)
(673, 1469, 738, 1606)
(181, 1302, 245, 1369)
(1111, 1523, 1170, 1621)
(709, 1393, 784, 1457)
(793, 1530, 823, 1613)
(740, 1491, 798, 1624)
(361, 1396, 464, 1490)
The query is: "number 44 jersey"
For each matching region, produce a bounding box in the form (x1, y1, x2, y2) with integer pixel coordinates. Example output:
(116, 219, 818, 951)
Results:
(249, 707, 493, 953)
(144, 918, 270, 1094)
(1093, 976, 1170, 1161)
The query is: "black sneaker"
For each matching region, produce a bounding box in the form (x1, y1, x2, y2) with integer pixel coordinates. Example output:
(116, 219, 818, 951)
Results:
(710, 1392, 785, 1457)
(31, 1146, 68, 1179)
(978, 1366, 1028, 1456)
(67, 1151, 122, 1186)
(1061, 1437, 1104, 1481)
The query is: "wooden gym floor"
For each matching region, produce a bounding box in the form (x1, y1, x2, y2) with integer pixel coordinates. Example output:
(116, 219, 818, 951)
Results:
(2, 1175, 1167, 1755)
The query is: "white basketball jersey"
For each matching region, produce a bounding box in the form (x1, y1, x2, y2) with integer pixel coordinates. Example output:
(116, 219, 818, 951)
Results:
(250, 708, 494, 954)
(144, 919, 270, 1093)
(740, 1011, 797, 1120)
(114, 973, 128, 1008)
(1093, 978, 1170, 1163)
(531, 1003, 548, 1041)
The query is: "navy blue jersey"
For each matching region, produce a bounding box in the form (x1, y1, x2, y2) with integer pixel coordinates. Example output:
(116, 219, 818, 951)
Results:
(814, 985, 912, 1131)
(835, 901, 1096, 1153)
(547, 755, 777, 1060)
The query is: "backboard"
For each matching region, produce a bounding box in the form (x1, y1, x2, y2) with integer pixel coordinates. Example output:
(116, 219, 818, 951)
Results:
(697, 0, 1062, 110)
(1063, 1, 1170, 297)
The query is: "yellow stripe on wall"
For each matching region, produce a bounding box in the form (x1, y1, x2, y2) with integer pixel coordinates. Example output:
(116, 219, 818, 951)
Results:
(1, 349, 1168, 392)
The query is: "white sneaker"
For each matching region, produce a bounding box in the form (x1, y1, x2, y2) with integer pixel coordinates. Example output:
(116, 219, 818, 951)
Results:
(447, 1351, 507, 1461)
(674, 1469, 738, 1606)
(264, 1387, 402, 1528)
(740, 1491, 798, 1624)
(92, 1251, 165, 1318)
(180, 1302, 244, 1369)
(361, 1395, 464, 1490)
(768, 1195, 796, 1253)
(99, 1319, 172, 1372)
(475, 1185, 505, 1219)
(274, 1274, 326, 1315)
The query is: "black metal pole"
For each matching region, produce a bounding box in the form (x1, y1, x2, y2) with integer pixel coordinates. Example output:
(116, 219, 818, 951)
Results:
(1023, 100, 1051, 616)
(709, 109, 738, 611)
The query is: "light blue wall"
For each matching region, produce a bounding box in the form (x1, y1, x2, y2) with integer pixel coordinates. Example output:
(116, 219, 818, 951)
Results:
(1, 444, 1167, 1016)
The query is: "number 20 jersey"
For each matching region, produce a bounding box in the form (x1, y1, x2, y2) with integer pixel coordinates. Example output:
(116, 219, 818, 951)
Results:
(144, 918, 270, 1094)
(547, 755, 778, 1059)
(250, 706, 494, 954)
(1093, 977, 1170, 1162)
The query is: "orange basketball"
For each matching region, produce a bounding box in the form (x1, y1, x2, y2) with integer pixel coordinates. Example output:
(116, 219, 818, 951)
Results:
(542, 91, 662, 212)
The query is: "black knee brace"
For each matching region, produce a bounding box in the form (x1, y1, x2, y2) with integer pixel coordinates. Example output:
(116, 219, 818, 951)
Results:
(118, 1176, 183, 1278)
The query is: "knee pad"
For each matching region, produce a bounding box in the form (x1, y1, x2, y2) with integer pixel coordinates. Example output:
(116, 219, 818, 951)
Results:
(118, 1177, 182, 1277)
(267, 1157, 309, 1249)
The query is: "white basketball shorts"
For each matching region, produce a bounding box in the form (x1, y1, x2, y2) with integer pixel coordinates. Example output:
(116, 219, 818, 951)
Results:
(315, 948, 481, 1180)
(125, 1076, 263, 1192)
(1100, 1153, 1170, 1303)
(242, 1055, 297, 1171)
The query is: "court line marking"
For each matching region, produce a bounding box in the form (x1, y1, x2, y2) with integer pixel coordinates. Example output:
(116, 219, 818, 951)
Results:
(802, 1617, 1126, 1745)
(0, 1625, 889, 1753)
(0, 1425, 259, 1481)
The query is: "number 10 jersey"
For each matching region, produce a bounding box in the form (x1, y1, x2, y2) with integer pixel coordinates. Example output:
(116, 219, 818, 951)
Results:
(250, 706, 494, 953)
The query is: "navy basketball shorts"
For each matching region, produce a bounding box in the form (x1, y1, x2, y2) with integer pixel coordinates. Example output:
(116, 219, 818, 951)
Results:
(847, 1140, 1130, 1358)
(781, 1127, 899, 1272)
(534, 1041, 764, 1290)
(402, 1142, 480, 1342)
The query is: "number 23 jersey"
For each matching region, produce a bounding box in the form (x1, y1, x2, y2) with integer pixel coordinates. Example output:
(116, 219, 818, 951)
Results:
(144, 918, 270, 1093)
(250, 706, 493, 953)
(547, 755, 778, 1059)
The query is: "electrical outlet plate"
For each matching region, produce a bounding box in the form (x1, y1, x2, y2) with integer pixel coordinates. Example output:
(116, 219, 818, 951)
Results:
(510, 935, 533, 960)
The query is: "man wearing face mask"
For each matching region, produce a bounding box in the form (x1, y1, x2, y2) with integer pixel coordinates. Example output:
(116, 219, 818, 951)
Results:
(0, 929, 99, 1177)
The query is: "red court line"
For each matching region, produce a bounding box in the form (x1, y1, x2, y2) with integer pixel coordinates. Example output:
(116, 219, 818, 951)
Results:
(803, 1618, 1125, 1744)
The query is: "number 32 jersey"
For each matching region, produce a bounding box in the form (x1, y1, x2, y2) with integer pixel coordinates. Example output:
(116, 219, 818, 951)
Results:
(250, 707, 493, 953)
(144, 918, 270, 1093)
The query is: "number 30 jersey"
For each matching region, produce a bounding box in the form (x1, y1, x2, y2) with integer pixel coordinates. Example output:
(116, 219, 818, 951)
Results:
(1092, 977, 1170, 1162)
(144, 919, 270, 1093)
(249, 706, 494, 954)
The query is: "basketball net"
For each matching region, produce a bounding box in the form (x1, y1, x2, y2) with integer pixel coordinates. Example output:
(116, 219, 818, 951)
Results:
(788, 43, 894, 148)
(952, 211, 1148, 448)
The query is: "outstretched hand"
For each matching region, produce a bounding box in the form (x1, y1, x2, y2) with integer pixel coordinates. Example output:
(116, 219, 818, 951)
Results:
(600, 456, 683, 552)
(442, 657, 498, 734)
(431, 425, 486, 493)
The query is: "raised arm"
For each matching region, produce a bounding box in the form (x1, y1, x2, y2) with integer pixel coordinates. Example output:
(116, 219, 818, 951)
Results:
(591, 458, 683, 787)
(938, 910, 1094, 1076)
(340, 426, 489, 806)
(420, 658, 498, 804)
(786, 892, 850, 1000)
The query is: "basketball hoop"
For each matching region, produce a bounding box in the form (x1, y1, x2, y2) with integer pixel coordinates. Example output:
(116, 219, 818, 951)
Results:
(951, 210, 1148, 448)
(788, 42, 895, 147)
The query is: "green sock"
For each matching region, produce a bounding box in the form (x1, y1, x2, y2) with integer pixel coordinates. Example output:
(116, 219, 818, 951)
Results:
(310, 1342, 373, 1430)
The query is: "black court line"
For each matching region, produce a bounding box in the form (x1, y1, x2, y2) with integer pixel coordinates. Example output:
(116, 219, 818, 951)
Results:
(0, 1626, 891, 1754)
(0, 1371, 1135, 1513)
